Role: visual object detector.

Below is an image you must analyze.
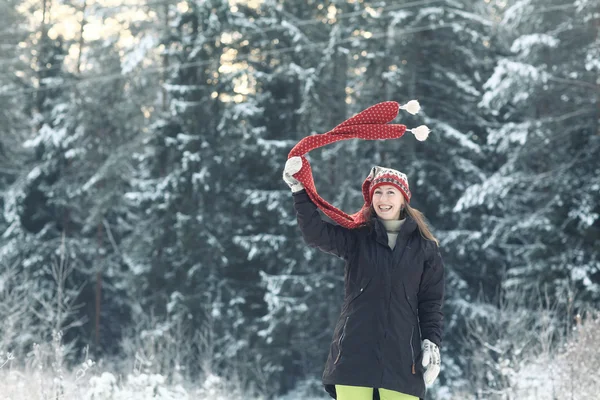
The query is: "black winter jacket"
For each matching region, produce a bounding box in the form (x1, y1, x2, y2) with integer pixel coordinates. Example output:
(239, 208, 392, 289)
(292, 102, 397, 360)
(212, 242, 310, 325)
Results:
(293, 190, 445, 400)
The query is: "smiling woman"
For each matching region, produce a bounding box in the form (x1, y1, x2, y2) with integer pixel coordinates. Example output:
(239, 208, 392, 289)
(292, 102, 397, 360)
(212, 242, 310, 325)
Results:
(284, 158, 445, 400)
(372, 184, 407, 221)
(281, 101, 444, 400)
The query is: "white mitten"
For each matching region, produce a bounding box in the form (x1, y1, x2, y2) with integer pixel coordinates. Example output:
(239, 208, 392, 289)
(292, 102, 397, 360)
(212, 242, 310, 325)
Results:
(421, 339, 441, 386)
(283, 157, 304, 193)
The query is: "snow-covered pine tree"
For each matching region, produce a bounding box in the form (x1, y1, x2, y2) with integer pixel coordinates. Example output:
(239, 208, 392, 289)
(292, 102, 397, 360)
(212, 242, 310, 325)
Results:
(1, 0, 148, 358)
(454, 0, 600, 395)
(462, 0, 600, 306)
(63, 39, 152, 355)
(121, 0, 272, 382)
(0, 0, 90, 357)
(0, 0, 29, 198)
(0, 0, 36, 358)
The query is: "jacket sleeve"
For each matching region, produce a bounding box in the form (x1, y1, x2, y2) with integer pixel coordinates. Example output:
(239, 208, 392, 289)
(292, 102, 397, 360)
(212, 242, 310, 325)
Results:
(417, 242, 445, 348)
(292, 189, 356, 260)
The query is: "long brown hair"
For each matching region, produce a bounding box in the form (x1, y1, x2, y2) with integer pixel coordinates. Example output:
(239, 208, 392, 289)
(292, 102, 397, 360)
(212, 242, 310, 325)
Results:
(363, 203, 439, 246)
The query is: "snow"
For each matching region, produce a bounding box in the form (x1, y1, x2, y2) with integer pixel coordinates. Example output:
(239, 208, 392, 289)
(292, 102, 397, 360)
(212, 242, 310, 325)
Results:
(510, 34, 559, 58)
(416, 7, 444, 21)
(221, 102, 263, 124)
(424, 117, 482, 153)
(26, 166, 42, 181)
(449, 8, 494, 26)
(171, 98, 205, 112)
(442, 70, 480, 97)
(243, 189, 282, 204)
(64, 147, 86, 160)
(163, 84, 205, 94)
(281, 20, 308, 44)
(23, 124, 67, 149)
(585, 45, 600, 71)
(256, 137, 297, 152)
(510, 356, 557, 400)
(568, 194, 599, 227)
(166, 291, 185, 314)
(438, 229, 483, 245)
(121, 253, 148, 276)
(121, 34, 158, 75)
(1, 366, 212, 400)
(502, 0, 533, 27)
(389, 10, 413, 27)
(232, 234, 287, 260)
(479, 59, 548, 110)
(181, 150, 201, 171)
(453, 172, 522, 212)
(241, 189, 290, 218)
(278, 378, 328, 400)
(449, 299, 496, 319)
(192, 166, 209, 186)
(509, 315, 600, 399)
(0, 369, 242, 400)
(487, 121, 531, 152)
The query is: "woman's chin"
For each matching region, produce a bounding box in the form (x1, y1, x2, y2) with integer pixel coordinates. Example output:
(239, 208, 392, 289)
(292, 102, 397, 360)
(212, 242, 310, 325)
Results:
(376, 211, 399, 220)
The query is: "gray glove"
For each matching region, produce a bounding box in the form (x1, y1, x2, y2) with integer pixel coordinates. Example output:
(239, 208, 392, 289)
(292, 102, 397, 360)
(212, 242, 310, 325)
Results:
(283, 156, 304, 193)
(422, 339, 441, 386)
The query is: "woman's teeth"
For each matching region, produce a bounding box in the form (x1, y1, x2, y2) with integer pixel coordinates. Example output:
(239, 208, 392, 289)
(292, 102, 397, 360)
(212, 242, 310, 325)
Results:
(379, 206, 392, 211)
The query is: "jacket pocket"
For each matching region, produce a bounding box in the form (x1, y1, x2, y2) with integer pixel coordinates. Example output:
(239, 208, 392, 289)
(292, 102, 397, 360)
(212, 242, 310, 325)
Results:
(410, 325, 416, 374)
(334, 316, 349, 364)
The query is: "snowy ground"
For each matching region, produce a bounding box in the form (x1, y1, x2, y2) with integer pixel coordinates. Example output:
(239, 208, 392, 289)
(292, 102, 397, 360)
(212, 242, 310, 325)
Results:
(2, 314, 598, 400)
(0, 354, 328, 400)
(0, 367, 282, 400)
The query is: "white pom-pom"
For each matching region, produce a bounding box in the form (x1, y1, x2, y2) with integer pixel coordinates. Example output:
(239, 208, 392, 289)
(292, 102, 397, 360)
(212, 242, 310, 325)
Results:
(399, 100, 421, 115)
(408, 125, 430, 141)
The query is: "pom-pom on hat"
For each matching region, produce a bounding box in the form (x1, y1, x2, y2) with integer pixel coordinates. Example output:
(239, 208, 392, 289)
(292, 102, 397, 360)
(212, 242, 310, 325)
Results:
(362, 166, 411, 205)
(287, 100, 428, 229)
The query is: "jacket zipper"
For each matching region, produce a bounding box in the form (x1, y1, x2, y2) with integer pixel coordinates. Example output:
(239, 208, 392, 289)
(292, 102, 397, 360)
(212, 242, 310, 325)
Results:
(381, 243, 406, 385)
(334, 316, 349, 364)
(410, 325, 416, 374)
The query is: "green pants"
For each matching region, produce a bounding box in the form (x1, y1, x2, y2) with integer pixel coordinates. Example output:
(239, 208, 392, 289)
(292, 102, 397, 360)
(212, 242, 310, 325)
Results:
(335, 385, 419, 400)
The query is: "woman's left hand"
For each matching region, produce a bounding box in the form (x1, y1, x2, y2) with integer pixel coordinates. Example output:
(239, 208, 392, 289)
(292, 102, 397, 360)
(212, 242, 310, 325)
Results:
(421, 339, 441, 385)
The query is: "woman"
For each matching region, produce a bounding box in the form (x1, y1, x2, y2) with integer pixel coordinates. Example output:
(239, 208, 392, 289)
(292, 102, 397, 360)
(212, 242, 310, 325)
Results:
(283, 159, 445, 400)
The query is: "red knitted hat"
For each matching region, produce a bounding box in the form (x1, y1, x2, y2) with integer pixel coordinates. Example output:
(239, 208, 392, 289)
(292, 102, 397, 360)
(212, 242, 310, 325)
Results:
(363, 166, 411, 205)
(288, 100, 429, 229)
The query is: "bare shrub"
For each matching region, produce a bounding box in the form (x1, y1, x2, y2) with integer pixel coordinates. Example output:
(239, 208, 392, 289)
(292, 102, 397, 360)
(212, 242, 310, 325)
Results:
(461, 285, 563, 399)
(548, 312, 600, 399)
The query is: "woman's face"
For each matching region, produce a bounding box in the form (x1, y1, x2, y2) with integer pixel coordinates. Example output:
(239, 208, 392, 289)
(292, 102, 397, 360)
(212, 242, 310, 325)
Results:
(372, 185, 405, 220)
